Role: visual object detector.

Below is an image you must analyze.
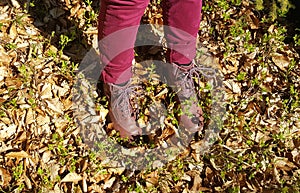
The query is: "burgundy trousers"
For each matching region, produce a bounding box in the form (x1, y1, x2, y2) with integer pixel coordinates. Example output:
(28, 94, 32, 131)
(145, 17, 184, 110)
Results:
(98, 0, 202, 84)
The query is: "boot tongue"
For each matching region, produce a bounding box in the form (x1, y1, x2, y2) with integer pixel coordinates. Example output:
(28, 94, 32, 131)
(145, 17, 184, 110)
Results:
(109, 81, 130, 95)
(175, 62, 194, 72)
(116, 80, 129, 87)
(178, 62, 192, 67)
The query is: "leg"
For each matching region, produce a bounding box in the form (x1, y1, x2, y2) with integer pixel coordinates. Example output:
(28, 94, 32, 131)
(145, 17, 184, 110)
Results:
(163, 0, 204, 133)
(98, 0, 150, 84)
(98, 0, 149, 138)
(162, 0, 202, 64)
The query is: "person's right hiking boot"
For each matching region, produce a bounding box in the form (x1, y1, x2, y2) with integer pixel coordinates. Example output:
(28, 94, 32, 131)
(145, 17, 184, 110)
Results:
(103, 80, 142, 139)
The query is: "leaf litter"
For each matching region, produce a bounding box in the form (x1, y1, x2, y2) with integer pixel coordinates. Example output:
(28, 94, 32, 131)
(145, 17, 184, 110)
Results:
(0, 0, 300, 192)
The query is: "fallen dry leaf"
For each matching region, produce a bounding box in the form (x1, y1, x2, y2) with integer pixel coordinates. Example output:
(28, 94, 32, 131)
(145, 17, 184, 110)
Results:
(61, 172, 83, 183)
(6, 150, 30, 158)
(25, 108, 35, 125)
(0, 167, 12, 187)
(40, 83, 53, 99)
(224, 79, 241, 94)
(271, 53, 290, 71)
(0, 124, 17, 140)
(42, 150, 52, 163)
(0, 66, 8, 82)
(24, 174, 32, 189)
(50, 164, 60, 181)
(46, 98, 64, 113)
(36, 113, 51, 126)
(9, 23, 17, 40)
(103, 177, 116, 189)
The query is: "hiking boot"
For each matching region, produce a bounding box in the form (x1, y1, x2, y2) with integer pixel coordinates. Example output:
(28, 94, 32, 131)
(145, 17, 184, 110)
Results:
(103, 80, 142, 139)
(166, 62, 204, 133)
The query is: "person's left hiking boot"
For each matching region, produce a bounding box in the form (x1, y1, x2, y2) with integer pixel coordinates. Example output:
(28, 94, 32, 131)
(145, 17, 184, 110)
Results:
(165, 62, 204, 133)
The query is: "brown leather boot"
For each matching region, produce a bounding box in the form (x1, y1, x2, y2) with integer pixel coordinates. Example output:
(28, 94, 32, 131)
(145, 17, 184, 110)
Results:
(166, 62, 204, 133)
(103, 80, 142, 139)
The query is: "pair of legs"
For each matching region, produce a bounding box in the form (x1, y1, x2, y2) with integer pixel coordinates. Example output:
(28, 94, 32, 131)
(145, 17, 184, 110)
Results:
(98, 0, 203, 138)
(98, 0, 202, 84)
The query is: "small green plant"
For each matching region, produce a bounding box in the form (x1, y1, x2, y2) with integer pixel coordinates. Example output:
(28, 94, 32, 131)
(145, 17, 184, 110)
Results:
(29, 1, 35, 7)
(5, 43, 17, 50)
(288, 58, 296, 72)
(18, 63, 34, 83)
(128, 185, 134, 192)
(37, 167, 56, 189)
(37, 167, 44, 175)
(256, 0, 264, 10)
(134, 182, 145, 193)
(202, 3, 212, 12)
(61, 60, 69, 74)
(294, 33, 300, 47)
(231, 0, 242, 6)
(228, 186, 240, 193)
(86, 10, 97, 26)
(69, 158, 77, 172)
(18, 64, 27, 76)
(121, 175, 129, 182)
(217, 0, 229, 10)
(171, 159, 184, 182)
(222, 12, 231, 21)
(12, 163, 23, 180)
(59, 34, 74, 53)
(13, 14, 27, 26)
(85, 0, 93, 6)
(17, 183, 25, 191)
(0, 110, 6, 118)
(28, 98, 36, 108)
(236, 72, 246, 81)
(60, 60, 78, 76)
(255, 0, 294, 21)
(9, 98, 18, 109)
(251, 78, 260, 86)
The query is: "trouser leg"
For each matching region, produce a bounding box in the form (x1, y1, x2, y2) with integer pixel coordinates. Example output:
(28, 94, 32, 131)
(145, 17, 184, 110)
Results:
(162, 0, 202, 65)
(98, 0, 150, 84)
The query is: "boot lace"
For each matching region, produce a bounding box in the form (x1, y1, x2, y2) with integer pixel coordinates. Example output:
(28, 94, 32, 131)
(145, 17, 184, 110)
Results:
(111, 84, 141, 119)
(176, 63, 217, 98)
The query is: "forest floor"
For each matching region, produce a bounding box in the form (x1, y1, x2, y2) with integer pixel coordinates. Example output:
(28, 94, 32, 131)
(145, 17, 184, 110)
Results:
(0, 0, 300, 192)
